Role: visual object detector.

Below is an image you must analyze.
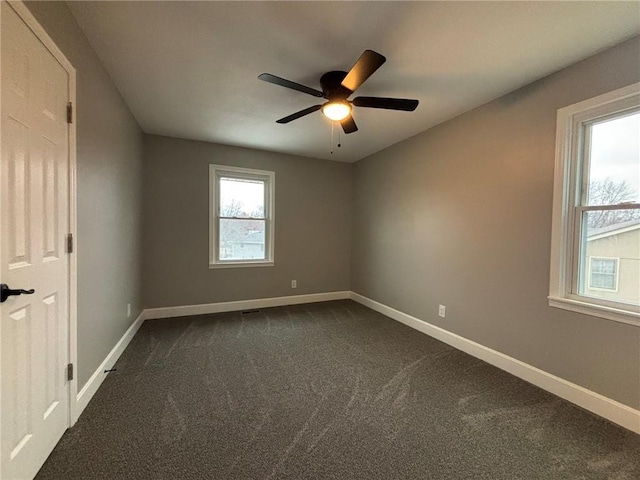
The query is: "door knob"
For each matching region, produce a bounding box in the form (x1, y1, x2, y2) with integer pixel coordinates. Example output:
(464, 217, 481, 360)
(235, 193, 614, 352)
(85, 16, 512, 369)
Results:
(0, 284, 35, 303)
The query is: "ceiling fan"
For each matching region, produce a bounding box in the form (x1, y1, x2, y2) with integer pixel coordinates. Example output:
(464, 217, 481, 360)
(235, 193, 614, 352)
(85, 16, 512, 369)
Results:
(258, 50, 419, 134)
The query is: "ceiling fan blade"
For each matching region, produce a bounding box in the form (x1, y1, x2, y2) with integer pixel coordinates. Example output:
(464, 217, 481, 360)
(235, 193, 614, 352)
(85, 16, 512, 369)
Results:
(341, 50, 386, 93)
(353, 96, 419, 111)
(341, 115, 358, 134)
(276, 105, 322, 124)
(258, 73, 324, 98)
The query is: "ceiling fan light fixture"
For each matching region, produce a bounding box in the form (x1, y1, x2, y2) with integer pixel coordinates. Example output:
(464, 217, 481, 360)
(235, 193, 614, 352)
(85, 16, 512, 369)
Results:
(322, 101, 351, 121)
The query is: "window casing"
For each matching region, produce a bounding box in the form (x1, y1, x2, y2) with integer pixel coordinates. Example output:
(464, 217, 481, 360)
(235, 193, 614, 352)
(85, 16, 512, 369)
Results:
(549, 83, 640, 326)
(209, 165, 275, 268)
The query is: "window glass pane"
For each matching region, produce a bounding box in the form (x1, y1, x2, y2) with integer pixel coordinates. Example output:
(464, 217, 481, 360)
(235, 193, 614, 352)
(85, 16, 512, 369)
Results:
(587, 111, 640, 206)
(220, 177, 265, 218)
(591, 273, 615, 289)
(589, 258, 617, 289)
(219, 218, 265, 260)
(579, 209, 639, 305)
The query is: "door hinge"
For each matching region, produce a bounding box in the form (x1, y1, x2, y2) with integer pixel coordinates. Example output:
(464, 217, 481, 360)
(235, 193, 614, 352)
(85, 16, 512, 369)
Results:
(66, 233, 73, 254)
(67, 363, 74, 382)
(67, 102, 73, 124)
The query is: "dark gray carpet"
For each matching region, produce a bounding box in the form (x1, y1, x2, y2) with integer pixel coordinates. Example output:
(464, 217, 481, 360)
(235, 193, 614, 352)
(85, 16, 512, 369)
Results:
(36, 300, 640, 479)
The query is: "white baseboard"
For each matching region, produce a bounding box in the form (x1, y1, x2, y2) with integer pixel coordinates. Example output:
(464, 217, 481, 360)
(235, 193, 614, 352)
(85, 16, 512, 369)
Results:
(72, 292, 348, 421)
(73, 311, 145, 422)
(143, 291, 351, 320)
(72, 292, 639, 434)
(350, 291, 640, 434)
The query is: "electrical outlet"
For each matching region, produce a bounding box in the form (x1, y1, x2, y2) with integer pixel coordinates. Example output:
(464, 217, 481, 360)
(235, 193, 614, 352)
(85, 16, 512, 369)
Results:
(291, 280, 297, 289)
(127, 303, 132, 318)
(438, 305, 446, 318)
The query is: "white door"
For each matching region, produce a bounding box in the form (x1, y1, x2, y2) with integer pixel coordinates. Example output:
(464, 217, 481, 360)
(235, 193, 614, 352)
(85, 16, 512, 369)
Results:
(1, 2, 72, 479)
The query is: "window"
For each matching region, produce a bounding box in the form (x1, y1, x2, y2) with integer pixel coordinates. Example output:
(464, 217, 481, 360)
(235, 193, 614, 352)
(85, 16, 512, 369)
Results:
(209, 165, 274, 268)
(588, 257, 618, 291)
(549, 82, 640, 325)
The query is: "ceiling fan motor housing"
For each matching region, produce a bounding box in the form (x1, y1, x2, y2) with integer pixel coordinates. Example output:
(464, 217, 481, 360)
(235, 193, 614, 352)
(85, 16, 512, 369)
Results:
(320, 71, 351, 100)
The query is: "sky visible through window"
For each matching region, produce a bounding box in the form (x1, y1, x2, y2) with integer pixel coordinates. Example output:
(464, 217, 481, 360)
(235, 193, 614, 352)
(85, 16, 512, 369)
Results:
(220, 177, 264, 217)
(589, 111, 640, 201)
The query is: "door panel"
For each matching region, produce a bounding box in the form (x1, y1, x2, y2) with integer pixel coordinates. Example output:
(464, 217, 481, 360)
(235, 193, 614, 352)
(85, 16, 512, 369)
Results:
(6, 118, 30, 268)
(1, 3, 71, 479)
(7, 305, 32, 460)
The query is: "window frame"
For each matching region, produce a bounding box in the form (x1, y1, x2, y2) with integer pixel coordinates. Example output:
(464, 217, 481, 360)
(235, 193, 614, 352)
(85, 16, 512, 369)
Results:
(209, 164, 275, 269)
(549, 82, 640, 326)
(587, 257, 619, 292)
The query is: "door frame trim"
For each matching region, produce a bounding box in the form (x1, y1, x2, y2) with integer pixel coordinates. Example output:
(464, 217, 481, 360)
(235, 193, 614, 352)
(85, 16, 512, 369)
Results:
(1, 1, 79, 437)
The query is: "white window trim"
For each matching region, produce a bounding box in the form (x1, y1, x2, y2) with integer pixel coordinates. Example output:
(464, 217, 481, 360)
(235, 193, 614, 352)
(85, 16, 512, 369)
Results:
(549, 82, 640, 327)
(587, 256, 619, 293)
(209, 164, 275, 269)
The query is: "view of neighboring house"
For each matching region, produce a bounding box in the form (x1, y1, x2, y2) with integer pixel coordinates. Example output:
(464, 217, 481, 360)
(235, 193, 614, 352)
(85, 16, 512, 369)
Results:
(221, 229, 266, 260)
(584, 219, 640, 305)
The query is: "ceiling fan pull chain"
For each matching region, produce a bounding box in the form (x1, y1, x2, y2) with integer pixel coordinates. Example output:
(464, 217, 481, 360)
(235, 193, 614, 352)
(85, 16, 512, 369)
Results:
(338, 127, 341, 148)
(330, 121, 335, 155)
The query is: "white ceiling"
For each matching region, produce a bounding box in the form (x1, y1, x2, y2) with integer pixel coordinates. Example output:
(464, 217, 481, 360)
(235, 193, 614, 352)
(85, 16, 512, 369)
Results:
(66, 1, 640, 162)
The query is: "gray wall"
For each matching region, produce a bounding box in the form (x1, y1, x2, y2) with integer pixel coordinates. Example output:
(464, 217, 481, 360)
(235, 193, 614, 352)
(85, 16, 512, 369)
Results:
(142, 135, 351, 308)
(352, 37, 640, 409)
(22, 0, 639, 412)
(25, 2, 144, 388)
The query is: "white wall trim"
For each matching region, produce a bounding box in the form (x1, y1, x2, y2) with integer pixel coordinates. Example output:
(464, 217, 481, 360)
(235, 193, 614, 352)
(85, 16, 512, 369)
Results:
(144, 291, 351, 320)
(549, 82, 640, 326)
(73, 292, 348, 420)
(548, 295, 640, 327)
(350, 291, 640, 434)
(71, 291, 639, 434)
(209, 164, 275, 269)
(8, 1, 75, 73)
(73, 311, 145, 422)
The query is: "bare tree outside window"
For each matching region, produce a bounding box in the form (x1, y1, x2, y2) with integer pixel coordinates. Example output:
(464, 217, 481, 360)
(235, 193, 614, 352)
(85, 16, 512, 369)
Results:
(587, 178, 640, 228)
(220, 198, 244, 217)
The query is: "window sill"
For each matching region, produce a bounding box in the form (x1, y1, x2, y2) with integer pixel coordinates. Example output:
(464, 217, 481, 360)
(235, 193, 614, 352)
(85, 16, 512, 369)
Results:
(548, 295, 640, 327)
(209, 260, 274, 269)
